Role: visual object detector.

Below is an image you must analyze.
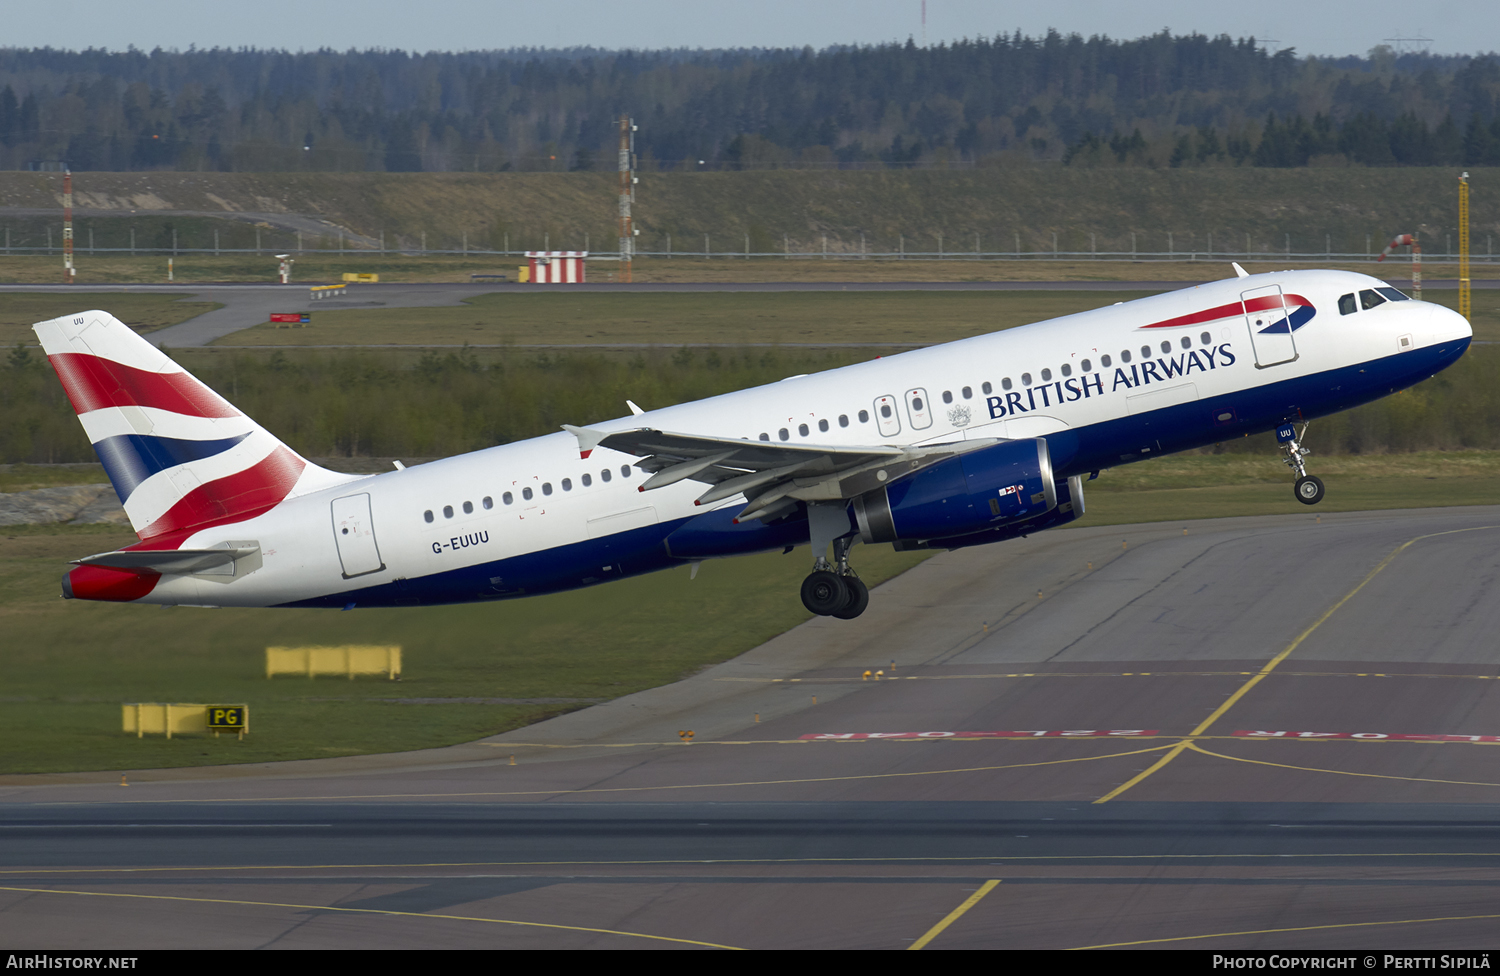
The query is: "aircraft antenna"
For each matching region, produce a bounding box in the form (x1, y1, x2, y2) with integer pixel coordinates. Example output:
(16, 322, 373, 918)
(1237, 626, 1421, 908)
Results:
(63, 167, 75, 284)
(1459, 172, 1471, 322)
(617, 117, 637, 284)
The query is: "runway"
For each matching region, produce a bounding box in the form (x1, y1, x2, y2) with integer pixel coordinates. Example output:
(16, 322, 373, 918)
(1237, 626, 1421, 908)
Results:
(5, 277, 1477, 348)
(5, 506, 1500, 949)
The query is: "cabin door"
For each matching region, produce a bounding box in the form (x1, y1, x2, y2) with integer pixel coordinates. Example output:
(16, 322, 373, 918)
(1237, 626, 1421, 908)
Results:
(331, 493, 386, 578)
(1242, 284, 1298, 368)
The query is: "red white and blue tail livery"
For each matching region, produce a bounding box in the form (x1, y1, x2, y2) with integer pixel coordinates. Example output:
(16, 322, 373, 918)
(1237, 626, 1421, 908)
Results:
(34, 269, 1472, 617)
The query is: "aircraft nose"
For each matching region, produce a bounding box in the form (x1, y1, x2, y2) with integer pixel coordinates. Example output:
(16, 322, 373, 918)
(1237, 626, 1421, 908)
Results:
(1427, 300, 1473, 341)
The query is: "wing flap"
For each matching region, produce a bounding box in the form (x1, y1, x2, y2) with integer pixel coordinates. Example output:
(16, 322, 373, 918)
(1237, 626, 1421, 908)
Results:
(563, 424, 1005, 519)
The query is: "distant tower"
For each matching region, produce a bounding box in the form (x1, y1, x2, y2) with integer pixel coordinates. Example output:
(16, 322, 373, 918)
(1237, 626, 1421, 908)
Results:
(617, 118, 637, 283)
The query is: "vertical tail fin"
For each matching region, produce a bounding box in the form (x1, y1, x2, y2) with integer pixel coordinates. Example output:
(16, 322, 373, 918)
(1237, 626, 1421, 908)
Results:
(33, 310, 352, 543)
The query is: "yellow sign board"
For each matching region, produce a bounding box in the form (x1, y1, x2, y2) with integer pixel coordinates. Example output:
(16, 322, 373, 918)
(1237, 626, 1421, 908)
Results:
(123, 703, 249, 738)
(266, 645, 402, 680)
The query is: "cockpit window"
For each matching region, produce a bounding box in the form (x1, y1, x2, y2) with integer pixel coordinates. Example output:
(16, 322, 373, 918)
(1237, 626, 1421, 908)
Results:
(1360, 289, 1387, 311)
(1376, 287, 1410, 302)
(1338, 293, 1357, 316)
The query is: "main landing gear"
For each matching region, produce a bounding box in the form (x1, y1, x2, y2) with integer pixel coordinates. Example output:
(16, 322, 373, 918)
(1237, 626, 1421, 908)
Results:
(799, 502, 869, 619)
(801, 537, 869, 619)
(1278, 421, 1325, 505)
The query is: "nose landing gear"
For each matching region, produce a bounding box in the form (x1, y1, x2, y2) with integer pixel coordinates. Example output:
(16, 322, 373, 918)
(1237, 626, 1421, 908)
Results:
(1278, 422, 1325, 505)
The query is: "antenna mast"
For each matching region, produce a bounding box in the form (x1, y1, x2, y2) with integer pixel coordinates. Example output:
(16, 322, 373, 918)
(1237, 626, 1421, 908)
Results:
(1459, 172, 1471, 322)
(617, 118, 637, 283)
(63, 167, 75, 284)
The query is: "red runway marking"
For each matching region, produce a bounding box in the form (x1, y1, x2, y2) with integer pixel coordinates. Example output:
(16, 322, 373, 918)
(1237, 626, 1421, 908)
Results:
(1234, 730, 1500, 742)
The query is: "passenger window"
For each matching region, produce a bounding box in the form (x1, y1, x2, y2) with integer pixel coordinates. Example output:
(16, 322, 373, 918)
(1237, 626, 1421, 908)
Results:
(1338, 293, 1357, 315)
(1121, 350, 1131, 363)
(942, 390, 953, 404)
(858, 409, 869, 423)
(1061, 364, 1072, 377)
(961, 386, 972, 399)
(424, 510, 434, 523)
(443, 505, 454, 518)
(1161, 341, 1171, 354)
(581, 473, 592, 487)
(1001, 378, 1012, 391)
(542, 483, 552, 496)
(1180, 336, 1191, 350)
(601, 469, 611, 482)
(1200, 332, 1211, 345)
(503, 492, 513, 505)
(838, 415, 849, 427)
(1081, 359, 1091, 372)
(522, 487, 533, 500)
(483, 497, 493, 509)
(561, 478, 572, 491)
(1141, 345, 1151, 358)
(779, 428, 790, 440)
(880, 405, 891, 418)
(981, 382, 992, 395)
(759, 432, 769, 441)
(798, 423, 809, 436)
(1101, 354, 1112, 367)
(1360, 289, 1386, 310)
(1021, 373, 1032, 386)
(463, 500, 473, 514)
(818, 419, 829, 432)
(1039, 369, 1051, 382)
(620, 465, 631, 478)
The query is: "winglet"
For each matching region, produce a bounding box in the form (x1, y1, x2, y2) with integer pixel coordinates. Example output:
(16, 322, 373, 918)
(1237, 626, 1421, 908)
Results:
(1232, 262, 1250, 278)
(561, 424, 608, 460)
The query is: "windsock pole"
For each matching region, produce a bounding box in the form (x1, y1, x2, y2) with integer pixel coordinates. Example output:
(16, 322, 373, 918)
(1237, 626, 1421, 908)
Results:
(63, 168, 75, 284)
(1376, 233, 1420, 301)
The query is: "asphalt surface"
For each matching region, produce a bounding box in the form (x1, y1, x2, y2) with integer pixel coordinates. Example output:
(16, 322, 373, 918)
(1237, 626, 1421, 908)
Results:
(6, 277, 1483, 348)
(5, 505, 1500, 949)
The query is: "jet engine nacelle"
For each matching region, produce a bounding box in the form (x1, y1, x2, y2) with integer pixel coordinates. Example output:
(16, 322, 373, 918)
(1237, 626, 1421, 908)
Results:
(896, 473, 1086, 551)
(852, 438, 1058, 545)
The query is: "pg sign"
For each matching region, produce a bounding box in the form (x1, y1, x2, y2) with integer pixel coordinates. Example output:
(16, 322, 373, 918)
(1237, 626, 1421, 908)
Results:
(206, 706, 248, 732)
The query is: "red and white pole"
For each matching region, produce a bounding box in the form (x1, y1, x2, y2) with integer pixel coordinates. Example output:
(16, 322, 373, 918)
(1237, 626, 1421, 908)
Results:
(1376, 233, 1420, 301)
(63, 168, 75, 284)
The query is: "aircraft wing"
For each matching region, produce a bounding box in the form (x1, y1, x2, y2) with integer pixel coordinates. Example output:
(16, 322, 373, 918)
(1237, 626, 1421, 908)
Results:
(563, 424, 999, 520)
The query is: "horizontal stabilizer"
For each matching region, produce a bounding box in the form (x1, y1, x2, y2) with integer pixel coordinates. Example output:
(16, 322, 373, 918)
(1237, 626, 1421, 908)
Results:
(73, 546, 258, 575)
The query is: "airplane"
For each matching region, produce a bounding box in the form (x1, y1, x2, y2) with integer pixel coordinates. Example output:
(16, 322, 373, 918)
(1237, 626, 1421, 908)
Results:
(34, 265, 1471, 619)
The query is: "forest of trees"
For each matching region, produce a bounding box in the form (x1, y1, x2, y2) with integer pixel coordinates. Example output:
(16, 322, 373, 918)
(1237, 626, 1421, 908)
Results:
(0, 33, 1498, 173)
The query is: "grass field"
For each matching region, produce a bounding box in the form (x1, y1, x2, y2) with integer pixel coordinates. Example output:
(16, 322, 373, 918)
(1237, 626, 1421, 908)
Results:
(213, 289, 1167, 347)
(3, 452, 1496, 776)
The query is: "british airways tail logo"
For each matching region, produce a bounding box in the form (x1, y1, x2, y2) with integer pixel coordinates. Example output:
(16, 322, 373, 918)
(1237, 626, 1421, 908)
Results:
(1140, 293, 1317, 335)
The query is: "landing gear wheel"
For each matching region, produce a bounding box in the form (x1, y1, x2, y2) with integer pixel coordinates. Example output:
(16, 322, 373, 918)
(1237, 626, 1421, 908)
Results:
(1295, 475, 1325, 505)
(801, 570, 849, 615)
(830, 577, 869, 619)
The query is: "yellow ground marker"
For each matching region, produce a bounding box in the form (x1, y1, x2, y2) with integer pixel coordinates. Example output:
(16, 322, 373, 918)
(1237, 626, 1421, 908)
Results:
(909, 880, 1000, 950)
